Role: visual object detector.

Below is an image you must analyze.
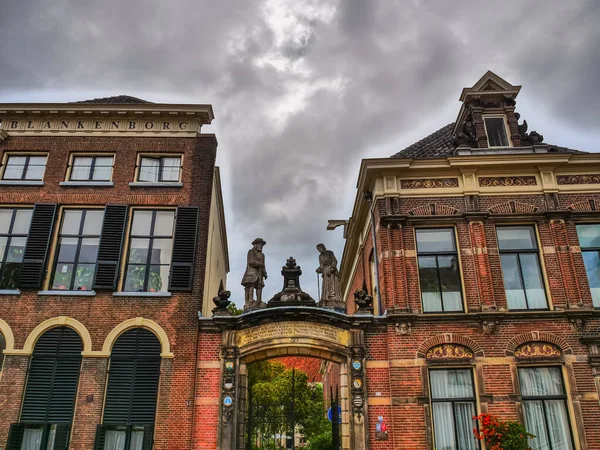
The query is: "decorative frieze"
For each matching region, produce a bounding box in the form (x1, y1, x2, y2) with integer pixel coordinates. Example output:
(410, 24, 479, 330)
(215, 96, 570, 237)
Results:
(347, 346, 366, 421)
(478, 176, 537, 187)
(400, 178, 459, 189)
(515, 342, 562, 358)
(557, 174, 600, 185)
(425, 344, 473, 360)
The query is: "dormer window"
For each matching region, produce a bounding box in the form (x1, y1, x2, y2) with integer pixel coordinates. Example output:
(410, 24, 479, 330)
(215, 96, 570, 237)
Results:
(483, 116, 510, 147)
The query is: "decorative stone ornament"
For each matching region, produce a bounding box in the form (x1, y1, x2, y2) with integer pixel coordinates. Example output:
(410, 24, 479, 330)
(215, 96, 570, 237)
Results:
(347, 347, 366, 422)
(570, 317, 587, 332)
(395, 322, 412, 335)
(212, 290, 232, 316)
(426, 344, 474, 360)
(353, 288, 373, 315)
(515, 342, 562, 358)
(480, 320, 499, 335)
(267, 257, 317, 307)
(221, 347, 238, 424)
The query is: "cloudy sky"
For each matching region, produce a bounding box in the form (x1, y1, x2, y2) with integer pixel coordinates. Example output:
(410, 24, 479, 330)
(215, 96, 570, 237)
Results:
(1, 0, 599, 305)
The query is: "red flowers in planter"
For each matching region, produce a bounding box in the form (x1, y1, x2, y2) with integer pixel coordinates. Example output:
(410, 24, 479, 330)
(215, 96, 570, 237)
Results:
(472, 413, 534, 450)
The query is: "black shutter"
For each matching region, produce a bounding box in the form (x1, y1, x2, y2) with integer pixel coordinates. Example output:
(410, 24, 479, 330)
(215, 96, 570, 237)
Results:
(6, 423, 25, 450)
(168, 206, 199, 291)
(93, 205, 128, 290)
(21, 327, 82, 424)
(53, 424, 70, 449)
(93, 424, 107, 450)
(103, 329, 161, 425)
(142, 424, 154, 450)
(20, 203, 57, 289)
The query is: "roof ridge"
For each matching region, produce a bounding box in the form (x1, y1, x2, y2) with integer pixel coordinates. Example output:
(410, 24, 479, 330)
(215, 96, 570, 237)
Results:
(73, 95, 152, 104)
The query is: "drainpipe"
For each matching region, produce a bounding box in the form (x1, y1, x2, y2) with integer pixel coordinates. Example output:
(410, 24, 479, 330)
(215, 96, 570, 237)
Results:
(364, 192, 383, 315)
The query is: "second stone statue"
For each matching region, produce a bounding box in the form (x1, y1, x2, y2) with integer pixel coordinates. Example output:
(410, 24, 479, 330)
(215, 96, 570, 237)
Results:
(241, 238, 268, 310)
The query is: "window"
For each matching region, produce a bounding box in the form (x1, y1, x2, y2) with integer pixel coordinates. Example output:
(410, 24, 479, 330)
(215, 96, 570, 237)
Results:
(416, 228, 463, 312)
(137, 156, 181, 183)
(0, 331, 5, 371)
(430, 369, 479, 450)
(576, 224, 600, 308)
(369, 250, 379, 316)
(2, 155, 47, 181)
(68, 155, 114, 181)
(0, 208, 32, 289)
(497, 226, 547, 310)
(7, 327, 82, 449)
(95, 328, 160, 450)
(519, 367, 574, 450)
(51, 209, 104, 291)
(483, 116, 510, 147)
(124, 210, 174, 292)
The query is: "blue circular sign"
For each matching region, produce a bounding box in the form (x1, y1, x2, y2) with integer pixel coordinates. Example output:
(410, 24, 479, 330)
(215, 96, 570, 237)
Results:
(327, 406, 342, 423)
(223, 396, 233, 406)
(352, 360, 362, 370)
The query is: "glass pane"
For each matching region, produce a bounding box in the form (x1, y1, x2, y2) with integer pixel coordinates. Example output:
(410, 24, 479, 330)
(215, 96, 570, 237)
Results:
(125, 264, 146, 291)
(104, 429, 126, 450)
(139, 157, 160, 182)
(500, 254, 527, 310)
(13, 210, 32, 234)
(519, 367, 564, 397)
(56, 237, 79, 262)
(0, 236, 7, 262)
(71, 156, 93, 180)
(129, 238, 150, 263)
(92, 159, 113, 180)
(78, 238, 100, 263)
(21, 426, 43, 450)
(149, 264, 170, 292)
(52, 263, 74, 290)
(62, 210, 83, 235)
(497, 226, 537, 250)
(130, 427, 145, 450)
(6, 237, 27, 262)
(430, 369, 474, 399)
(25, 156, 47, 180)
(0, 210, 13, 233)
(545, 400, 573, 450)
(582, 251, 600, 307)
(524, 400, 550, 450)
(161, 156, 181, 181)
(520, 253, 547, 309)
(154, 210, 175, 236)
(151, 238, 173, 264)
(4, 156, 26, 179)
(82, 210, 104, 235)
(132, 211, 152, 236)
(485, 117, 509, 147)
(438, 255, 463, 311)
(1, 262, 22, 289)
(46, 424, 56, 450)
(455, 402, 477, 450)
(576, 224, 600, 248)
(74, 263, 95, 290)
(416, 228, 456, 253)
(418, 256, 442, 312)
(432, 402, 455, 450)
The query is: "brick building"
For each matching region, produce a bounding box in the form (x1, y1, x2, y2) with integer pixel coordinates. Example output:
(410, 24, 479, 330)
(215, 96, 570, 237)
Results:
(337, 71, 600, 449)
(0, 96, 228, 450)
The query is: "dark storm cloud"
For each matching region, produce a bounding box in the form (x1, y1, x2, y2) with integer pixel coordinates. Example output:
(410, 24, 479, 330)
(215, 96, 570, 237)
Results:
(0, 0, 598, 303)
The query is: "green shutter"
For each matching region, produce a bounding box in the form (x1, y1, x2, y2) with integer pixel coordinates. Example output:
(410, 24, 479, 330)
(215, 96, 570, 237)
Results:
(142, 424, 154, 450)
(53, 424, 71, 449)
(20, 203, 57, 289)
(168, 206, 199, 291)
(93, 424, 107, 450)
(93, 205, 128, 289)
(5, 423, 25, 450)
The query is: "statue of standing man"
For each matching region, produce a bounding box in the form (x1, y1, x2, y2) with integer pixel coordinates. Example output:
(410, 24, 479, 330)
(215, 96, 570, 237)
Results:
(316, 243, 345, 310)
(241, 238, 267, 309)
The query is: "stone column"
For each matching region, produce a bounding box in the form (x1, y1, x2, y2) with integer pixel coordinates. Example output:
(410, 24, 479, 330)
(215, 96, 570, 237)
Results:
(347, 330, 368, 450)
(219, 344, 240, 450)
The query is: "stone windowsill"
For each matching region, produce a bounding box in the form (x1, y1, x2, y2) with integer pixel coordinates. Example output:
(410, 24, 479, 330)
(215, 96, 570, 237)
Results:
(0, 289, 20, 295)
(113, 291, 172, 297)
(129, 182, 183, 188)
(38, 290, 96, 296)
(60, 181, 114, 187)
(0, 180, 44, 186)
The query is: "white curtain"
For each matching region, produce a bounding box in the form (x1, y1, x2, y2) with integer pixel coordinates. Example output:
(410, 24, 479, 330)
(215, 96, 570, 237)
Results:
(545, 400, 573, 450)
(432, 402, 455, 450)
(21, 427, 42, 450)
(161, 157, 180, 181)
(130, 428, 145, 450)
(139, 158, 160, 182)
(104, 429, 126, 450)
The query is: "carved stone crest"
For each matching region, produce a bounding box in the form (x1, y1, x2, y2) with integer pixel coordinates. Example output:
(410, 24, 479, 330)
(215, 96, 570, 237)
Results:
(480, 320, 499, 335)
(395, 322, 412, 336)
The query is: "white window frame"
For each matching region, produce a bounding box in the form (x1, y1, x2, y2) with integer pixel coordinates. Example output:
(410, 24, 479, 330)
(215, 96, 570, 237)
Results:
(483, 114, 512, 148)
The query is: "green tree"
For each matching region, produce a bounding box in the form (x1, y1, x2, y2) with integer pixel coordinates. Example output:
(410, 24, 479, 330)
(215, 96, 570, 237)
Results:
(227, 302, 243, 316)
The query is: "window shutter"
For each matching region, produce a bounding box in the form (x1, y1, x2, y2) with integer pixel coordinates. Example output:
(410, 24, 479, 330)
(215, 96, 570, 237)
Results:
(21, 327, 82, 423)
(169, 206, 199, 291)
(93, 424, 107, 450)
(20, 203, 57, 289)
(6, 423, 25, 450)
(53, 424, 71, 449)
(93, 205, 128, 290)
(142, 425, 154, 450)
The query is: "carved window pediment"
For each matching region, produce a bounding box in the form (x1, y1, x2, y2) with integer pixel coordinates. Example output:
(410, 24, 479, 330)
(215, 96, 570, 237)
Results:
(515, 342, 562, 358)
(426, 343, 473, 360)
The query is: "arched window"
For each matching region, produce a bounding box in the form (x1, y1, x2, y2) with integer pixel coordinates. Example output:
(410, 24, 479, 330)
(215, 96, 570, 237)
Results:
(0, 330, 5, 371)
(7, 326, 82, 449)
(95, 328, 161, 450)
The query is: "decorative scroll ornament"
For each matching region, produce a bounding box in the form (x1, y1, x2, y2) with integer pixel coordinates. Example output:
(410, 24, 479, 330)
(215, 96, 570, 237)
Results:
(478, 176, 537, 187)
(400, 178, 459, 189)
(557, 174, 600, 185)
(515, 342, 562, 358)
(426, 344, 474, 360)
(347, 347, 366, 422)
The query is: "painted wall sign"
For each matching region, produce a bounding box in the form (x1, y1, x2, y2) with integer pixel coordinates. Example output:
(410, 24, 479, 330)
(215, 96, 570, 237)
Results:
(236, 321, 349, 347)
